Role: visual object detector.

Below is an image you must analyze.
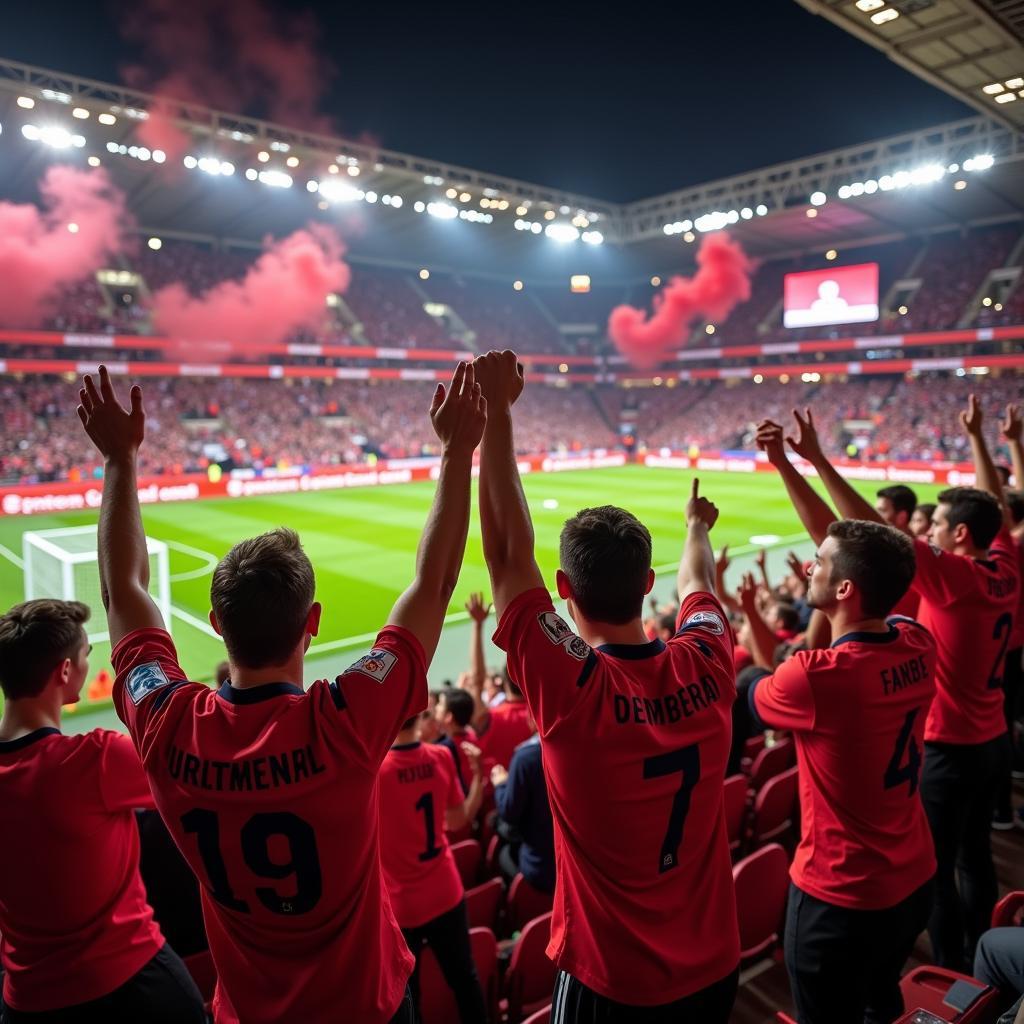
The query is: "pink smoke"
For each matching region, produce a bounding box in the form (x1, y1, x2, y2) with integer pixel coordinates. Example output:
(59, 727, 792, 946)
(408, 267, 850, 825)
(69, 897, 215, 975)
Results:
(0, 166, 129, 328)
(121, 0, 336, 161)
(608, 233, 753, 368)
(149, 225, 351, 347)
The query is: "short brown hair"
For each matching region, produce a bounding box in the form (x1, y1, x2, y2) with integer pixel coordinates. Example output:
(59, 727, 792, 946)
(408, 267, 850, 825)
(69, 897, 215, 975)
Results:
(210, 528, 315, 669)
(559, 505, 652, 624)
(0, 600, 90, 700)
(826, 519, 915, 619)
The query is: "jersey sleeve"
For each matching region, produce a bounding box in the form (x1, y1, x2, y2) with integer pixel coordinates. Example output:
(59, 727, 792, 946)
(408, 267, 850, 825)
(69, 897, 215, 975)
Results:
(95, 731, 156, 812)
(910, 536, 973, 606)
(671, 591, 736, 674)
(325, 625, 428, 771)
(492, 588, 598, 734)
(111, 628, 204, 759)
(749, 653, 816, 733)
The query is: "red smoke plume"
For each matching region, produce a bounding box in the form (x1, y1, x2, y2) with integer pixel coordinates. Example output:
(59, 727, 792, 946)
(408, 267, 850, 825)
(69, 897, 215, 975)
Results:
(0, 166, 129, 328)
(121, 0, 336, 161)
(149, 225, 351, 347)
(608, 233, 753, 368)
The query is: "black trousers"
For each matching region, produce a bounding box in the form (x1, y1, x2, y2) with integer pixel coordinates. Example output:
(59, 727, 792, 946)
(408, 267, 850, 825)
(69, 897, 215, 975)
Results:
(548, 966, 738, 1023)
(995, 647, 1023, 817)
(0, 945, 205, 1024)
(401, 898, 487, 1024)
(920, 734, 1011, 971)
(784, 879, 933, 1024)
(388, 986, 415, 1024)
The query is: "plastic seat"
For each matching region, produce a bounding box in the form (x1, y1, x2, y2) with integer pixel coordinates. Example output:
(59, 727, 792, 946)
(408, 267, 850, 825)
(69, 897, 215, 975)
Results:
(991, 889, 1024, 928)
(419, 926, 498, 1024)
(749, 765, 799, 851)
(748, 738, 796, 793)
(899, 966, 1000, 1023)
(733, 843, 789, 963)
(451, 838, 482, 889)
(724, 773, 749, 855)
(504, 913, 555, 1023)
(507, 873, 554, 933)
(466, 877, 504, 932)
(484, 832, 503, 880)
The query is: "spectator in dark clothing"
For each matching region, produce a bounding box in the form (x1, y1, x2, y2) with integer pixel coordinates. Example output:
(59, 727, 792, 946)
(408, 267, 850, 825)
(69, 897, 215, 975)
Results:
(491, 733, 555, 893)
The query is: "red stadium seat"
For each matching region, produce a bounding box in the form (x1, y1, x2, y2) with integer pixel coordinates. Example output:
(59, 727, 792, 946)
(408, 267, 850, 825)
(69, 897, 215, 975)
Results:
(748, 738, 796, 793)
(991, 890, 1024, 928)
(733, 843, 789, 963)
(749, 765, 799, 851)
(451, 839, 482, 888)
(724, 773, 749, 855)
(775, 1014, 797, 1024)
(504, 912, 555, 1024)
(466, 877, 504, 932)
(507, 873, 554, 933)
(899, 966, 1000, 1023)
(484, 833, 503, 880)
(741, 734, 767, 774)
(419, 926, 498, 1024)
(522, 1007, 552, 1024)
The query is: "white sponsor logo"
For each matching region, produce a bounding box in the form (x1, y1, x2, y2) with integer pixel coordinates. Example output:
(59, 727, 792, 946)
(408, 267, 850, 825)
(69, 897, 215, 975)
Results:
(683, 610, 726, 635)
(341, 649, 397, 683)
(126, 661, 174, 705)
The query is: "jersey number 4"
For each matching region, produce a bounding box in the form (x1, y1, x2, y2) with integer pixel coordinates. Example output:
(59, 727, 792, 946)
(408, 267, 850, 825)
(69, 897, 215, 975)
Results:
(643, 743, 701, 874)
(883, 708, 922, 797)
(182, 808, 322, 915)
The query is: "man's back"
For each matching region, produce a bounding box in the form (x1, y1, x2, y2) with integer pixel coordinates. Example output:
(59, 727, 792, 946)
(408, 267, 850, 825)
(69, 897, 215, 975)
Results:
(113, 625, 426, 1024)
(478, 700, 533, 770)
(495, 588, 739, 1005)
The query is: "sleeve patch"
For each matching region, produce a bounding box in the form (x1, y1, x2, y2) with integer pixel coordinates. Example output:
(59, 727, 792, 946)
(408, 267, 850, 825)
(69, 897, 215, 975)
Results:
(538, 610, 574, 645)
(682, 610, 726, 636)
(125, 661, 173, 706)
(565, 635, 592, 661)
(340, 648, 397, 684)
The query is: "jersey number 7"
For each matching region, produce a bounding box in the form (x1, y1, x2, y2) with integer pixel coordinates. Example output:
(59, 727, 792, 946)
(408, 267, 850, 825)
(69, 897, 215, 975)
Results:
(643, 744, 701, 873)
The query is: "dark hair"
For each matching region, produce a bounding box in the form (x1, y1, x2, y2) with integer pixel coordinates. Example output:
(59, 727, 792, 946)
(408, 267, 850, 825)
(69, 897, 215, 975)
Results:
(936, 487, 1003, 550)
(877, 484, 917, 517)
(826, 520, 915, 618)
(772, 602, 800, 632)
(559, 505, 652, 624)
(400, 715, 419, 732)
(1006, 491, 1024, 526)
(440, 688, 474, 728)
(996, 465, 1011, 487)
(501, 663, 523, 699)
(0, 600, 90, 700)
(210, 528, 315, 669)
(915, 502, 936, 521)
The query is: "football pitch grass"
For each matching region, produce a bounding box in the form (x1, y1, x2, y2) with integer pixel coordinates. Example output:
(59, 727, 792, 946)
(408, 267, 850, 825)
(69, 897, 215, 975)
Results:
(0, 465, 945, 732)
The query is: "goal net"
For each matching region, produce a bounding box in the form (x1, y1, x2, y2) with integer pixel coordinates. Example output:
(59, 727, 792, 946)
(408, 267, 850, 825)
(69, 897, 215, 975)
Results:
(22, 525, 173, 643)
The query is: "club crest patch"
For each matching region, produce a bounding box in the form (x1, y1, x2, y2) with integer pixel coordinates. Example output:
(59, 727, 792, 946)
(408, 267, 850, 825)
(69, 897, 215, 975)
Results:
(565, 635, 592, 661)
(538, 611, 574, 645)
(126, 661, 173, 705)
(342, 648, 397, 683)
(683, 610, 725, 636)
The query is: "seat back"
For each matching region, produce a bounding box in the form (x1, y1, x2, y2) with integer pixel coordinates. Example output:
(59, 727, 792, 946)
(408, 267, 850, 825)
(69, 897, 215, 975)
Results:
(724, 773, 749, 853)
(451, 838, 482, 889)
(466, 877, 504, 932)
(749, 738, 796, 791)
(733, 843, 789, 962)
(899, 966, 1000, 1024)
(420, 926, 498, 1024)
(991, 889, 1024, 928)
(507, 873, 554, 933)
(750, 765, 799, 849)
(505, 912, 555, 1023)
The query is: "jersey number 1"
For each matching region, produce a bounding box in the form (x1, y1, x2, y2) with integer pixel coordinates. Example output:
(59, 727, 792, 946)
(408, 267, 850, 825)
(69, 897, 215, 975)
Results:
(643, 743, 701, 874)
(415, 793, 443, 862)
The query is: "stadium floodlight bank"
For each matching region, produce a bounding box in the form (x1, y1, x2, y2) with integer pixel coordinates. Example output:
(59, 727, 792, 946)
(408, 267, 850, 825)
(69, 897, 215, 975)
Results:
(22, 525, 172, 643)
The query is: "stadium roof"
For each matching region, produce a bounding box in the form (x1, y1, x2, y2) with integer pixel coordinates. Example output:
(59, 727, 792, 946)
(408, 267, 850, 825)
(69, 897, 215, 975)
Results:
(1, 57, 1022, 281)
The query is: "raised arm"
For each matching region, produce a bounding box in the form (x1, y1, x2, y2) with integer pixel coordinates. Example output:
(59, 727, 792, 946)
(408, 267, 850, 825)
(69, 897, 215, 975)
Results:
(677, 477, 720, 600)
(756, 419, 837, 546)
(785, 408, 882, 525)
(1000, 402, 1023, 494)
(475, 350, 545, 618)
(445, 742, 484, 831)
(463, 593, 492, 732)
(78, 366, 163, 647)
(388, 362, 486, 661)
(961, 393, 1011, 526)
(738, 572, 778, 669)
(715, 544, 741, 614)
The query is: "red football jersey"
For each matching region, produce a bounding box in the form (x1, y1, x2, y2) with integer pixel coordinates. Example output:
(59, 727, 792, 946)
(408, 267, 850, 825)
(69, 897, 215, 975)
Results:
(891, 588, 920, 620)
(494, 589, 739, 1005)
(112, 625, 426, 1024)
(379, 741, 464, 928)
(911, 529, 1019, 744)
(751, 619, 937, 909)
(0, 728, 162, 1011)
(478, 700, 534, 770)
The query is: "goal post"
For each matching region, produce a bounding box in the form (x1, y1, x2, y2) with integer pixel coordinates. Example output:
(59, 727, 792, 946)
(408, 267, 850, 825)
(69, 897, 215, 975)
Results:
(22, 525, 172, 643)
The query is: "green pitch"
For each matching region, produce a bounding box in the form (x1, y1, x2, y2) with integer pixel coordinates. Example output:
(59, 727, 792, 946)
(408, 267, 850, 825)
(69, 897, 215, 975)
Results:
(0, 466, 945, 726)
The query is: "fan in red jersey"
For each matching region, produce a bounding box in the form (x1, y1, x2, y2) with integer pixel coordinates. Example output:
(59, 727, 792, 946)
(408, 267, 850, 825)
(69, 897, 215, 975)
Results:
(379, 715, 486, 1022)
(474, 349, 739, 1023)
(0, 599, 205, 1024)
(76, 362, 486, 1024)
(750, 418, 937, 1024)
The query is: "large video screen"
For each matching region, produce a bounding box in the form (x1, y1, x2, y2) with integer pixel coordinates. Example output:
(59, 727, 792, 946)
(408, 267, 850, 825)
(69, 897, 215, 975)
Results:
(783, 262, 879, 329)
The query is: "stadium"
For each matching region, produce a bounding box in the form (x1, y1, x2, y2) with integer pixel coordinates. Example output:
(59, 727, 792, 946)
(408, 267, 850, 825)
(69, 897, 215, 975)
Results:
(0, 0, 1023, 1021)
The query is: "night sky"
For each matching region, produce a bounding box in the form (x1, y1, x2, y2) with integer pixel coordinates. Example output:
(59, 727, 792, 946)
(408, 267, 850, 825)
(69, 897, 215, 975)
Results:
(3, 0, 972, 201)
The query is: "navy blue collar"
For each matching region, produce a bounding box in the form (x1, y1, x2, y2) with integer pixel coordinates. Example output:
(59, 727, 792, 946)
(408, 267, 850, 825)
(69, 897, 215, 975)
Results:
(391, 741, 421, 751)
(831, 624, 899, 648)
(217, 681, 304, 705)
(597, 638, 666, 660)
(0, 727, 61, 753)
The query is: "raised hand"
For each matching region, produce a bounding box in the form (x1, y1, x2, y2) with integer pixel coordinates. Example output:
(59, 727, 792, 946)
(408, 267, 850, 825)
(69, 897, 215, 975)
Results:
(959, 393, 983, 436)
(472, 349, 525, 409)
(786, 551, 805, 579)
(430, 361, 487, 455)
(1001, 402, 1022, 443)
(786, 407, 823, 462)
(466, 592, 492, 624)
(755, 419, 788, 467)
(77, 365, 145, 462)
(461, 741, 483, 777)
(686, 477, 719, 530)
(755, 548, 767, 574)
(715, 544, 731, 575)
(737, 571, 758, 610)
(490, 764, 509, 788)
